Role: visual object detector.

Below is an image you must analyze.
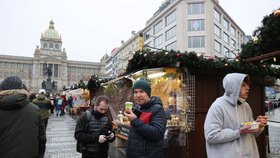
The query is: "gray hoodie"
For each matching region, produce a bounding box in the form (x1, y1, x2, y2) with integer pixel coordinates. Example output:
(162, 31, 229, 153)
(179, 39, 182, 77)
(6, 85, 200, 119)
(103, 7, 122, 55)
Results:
(204, 73, 263, 158)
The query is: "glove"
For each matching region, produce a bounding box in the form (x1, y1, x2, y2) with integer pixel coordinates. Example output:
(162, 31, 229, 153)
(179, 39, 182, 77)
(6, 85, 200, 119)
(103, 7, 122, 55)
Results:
(98, 135, 107, 143)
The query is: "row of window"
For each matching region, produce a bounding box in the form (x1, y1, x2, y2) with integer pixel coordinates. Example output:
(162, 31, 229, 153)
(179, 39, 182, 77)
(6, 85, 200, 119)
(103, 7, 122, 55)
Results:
(0, 71, 32, 79)
(145, 2, 244, 53)
(215, 25, 236, 48)
(214, 40, 238, 58)
(214, 9, 243, 40)
(67, 66, 96, 75)
(43, 42, 60, 50)
(0, 62, 32, 69)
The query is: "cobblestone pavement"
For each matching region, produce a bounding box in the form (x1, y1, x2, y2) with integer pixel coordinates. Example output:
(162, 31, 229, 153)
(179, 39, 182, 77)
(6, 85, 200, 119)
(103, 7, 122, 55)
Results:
(267, 107, 280, 158)
(44, 114, 126, 158)
(44, 109, 280, 158)
(44, 114, 81, 158)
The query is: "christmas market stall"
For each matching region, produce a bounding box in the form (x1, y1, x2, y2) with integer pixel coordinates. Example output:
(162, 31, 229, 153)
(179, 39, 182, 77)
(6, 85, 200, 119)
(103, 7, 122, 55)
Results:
(122, 48, 280, 157)
(67, 88, 91, 114)
(101, 67, 192, 157)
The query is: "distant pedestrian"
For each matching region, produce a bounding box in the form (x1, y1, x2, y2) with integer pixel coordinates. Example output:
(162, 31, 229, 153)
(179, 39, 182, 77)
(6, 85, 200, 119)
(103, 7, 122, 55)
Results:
(55, 95, 63, 116)
(32, 89, 52, 128)
(0, 76, 46, 158)
(68, 95, 74, 114)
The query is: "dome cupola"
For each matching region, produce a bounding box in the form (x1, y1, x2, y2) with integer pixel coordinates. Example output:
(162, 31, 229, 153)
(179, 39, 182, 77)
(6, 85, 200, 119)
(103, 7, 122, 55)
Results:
(42, 20, 60, 40)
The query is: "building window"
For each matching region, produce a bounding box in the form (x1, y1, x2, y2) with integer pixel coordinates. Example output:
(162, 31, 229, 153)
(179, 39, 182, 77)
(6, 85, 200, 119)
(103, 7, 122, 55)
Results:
(17, 63, 22, 69)
(4, 71, 9, 77)
(231, 39, 236, 49)
(154, 21, 163, 34)
(0, 62, 2, 68)
(188, 19, 205, 31)
(23, 64, 28, 69)
(49, 43, 53, 49)
(166, 26, 176, 40)
(166, 41, 177, 51)
(214, 25, 221, 37)
(230, 25, 236, 36)
(154, 35, 163, 47)
(223, 18, 229, 30)
(82, 68, 86, 73)
(144, 29, 152, 40)
(166, 11, 176, 26)
(223, 32, 229, 44)
(188, 3, 204, 14)
(10, 62, 15, 69)
(77, 67, 81, 73)
(188, 36, 205, 48)
(55, 44, 59, 50)
(44, 43, 48, 49)
(224, 47, 230, 57)
(215, 40, 221, 53)
(54, 64, 58, 77)
(214, 9, 221, 22)
(4, 62, 9, 69)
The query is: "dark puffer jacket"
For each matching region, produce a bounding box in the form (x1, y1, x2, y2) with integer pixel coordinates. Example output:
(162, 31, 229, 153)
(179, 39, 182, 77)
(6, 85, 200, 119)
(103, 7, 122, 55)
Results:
(75, 110, 115, 158)
(126, 96, 167, 158)
(0, 89, 46, 158)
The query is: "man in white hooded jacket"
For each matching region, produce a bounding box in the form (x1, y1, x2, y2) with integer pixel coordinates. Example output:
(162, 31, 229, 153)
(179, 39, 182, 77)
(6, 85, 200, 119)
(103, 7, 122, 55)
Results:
(204, 73, 268, 158)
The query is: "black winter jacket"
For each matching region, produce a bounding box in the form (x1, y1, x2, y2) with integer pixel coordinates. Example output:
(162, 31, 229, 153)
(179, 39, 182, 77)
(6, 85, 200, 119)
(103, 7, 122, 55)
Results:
(74, 110, 115, 158)
(126, 96, 167, 158)
(0, 89, 46, 158)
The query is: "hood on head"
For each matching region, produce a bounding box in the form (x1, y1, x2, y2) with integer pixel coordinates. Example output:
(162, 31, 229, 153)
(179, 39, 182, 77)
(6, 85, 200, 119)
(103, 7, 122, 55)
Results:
(223, 73, 248, 105)
(0, 89, 30, 110)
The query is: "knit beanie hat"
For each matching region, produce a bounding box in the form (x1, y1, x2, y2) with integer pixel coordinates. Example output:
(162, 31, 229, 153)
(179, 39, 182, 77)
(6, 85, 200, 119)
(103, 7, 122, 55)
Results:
(0, 76, 23, 90)
(132, 79, 151, 97)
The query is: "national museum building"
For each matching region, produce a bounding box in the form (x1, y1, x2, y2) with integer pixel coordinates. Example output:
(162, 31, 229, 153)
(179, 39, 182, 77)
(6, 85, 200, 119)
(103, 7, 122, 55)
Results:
(0, 20, 106, 93)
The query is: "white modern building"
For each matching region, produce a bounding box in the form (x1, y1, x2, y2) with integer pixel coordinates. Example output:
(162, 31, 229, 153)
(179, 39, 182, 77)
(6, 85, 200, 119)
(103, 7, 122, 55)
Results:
(108, 0, 248, 76)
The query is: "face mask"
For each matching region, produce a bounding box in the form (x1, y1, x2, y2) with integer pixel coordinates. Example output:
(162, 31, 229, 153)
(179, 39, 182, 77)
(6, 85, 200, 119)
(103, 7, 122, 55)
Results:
(93, 110, 105, 118)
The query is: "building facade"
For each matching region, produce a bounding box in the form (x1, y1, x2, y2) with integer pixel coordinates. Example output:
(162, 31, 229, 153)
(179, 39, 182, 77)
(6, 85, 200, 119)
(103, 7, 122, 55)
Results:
(0, 20, 106, 93)
(108, 0, 249, 77)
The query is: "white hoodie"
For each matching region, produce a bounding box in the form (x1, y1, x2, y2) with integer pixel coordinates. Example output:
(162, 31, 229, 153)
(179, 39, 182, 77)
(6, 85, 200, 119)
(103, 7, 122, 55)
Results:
(204, 73, 263, 158)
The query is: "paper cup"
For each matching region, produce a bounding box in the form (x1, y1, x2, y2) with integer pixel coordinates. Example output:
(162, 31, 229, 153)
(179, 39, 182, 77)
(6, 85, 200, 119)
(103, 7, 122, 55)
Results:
(125, 102, 133, 112)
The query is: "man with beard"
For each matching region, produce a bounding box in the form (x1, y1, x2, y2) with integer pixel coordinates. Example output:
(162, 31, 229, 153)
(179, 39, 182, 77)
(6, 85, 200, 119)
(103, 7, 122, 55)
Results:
(75, 95, 115, 158)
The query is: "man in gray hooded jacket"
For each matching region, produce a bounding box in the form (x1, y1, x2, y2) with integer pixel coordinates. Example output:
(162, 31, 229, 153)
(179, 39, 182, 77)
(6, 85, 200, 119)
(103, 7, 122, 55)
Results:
(204, 73, 268, 158)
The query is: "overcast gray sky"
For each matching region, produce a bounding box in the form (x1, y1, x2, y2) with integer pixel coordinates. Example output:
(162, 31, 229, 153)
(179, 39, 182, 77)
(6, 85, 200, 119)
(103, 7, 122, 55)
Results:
(0, 0, 279, 62)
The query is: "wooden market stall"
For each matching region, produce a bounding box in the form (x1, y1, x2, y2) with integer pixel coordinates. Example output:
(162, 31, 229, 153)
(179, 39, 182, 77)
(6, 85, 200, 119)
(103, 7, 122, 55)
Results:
(122, 48, 278, 157)
(101, 66, 269, 157)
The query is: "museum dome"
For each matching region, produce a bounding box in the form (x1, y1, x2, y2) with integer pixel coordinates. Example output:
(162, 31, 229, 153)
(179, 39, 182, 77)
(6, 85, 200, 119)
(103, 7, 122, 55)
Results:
(42, 20, 60, 39)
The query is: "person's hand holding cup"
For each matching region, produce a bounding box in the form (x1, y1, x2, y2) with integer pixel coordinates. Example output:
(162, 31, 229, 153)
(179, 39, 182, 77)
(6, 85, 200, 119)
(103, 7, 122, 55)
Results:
(125, 102, 133, 113)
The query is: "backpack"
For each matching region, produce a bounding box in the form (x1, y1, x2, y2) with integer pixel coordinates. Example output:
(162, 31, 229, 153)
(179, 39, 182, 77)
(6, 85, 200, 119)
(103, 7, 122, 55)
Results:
(57, 98, 63, 106)
(76, 110, 92, 153)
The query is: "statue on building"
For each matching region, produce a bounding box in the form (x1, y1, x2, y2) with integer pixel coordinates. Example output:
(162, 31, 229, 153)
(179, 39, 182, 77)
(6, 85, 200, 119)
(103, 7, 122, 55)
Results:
(41, 80, 46, 89)
(46, 64, 52, 81)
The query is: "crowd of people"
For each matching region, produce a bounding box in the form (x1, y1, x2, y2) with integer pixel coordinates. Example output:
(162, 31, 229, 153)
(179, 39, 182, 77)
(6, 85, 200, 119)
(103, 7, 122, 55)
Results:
(0, 73, 269, 158)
